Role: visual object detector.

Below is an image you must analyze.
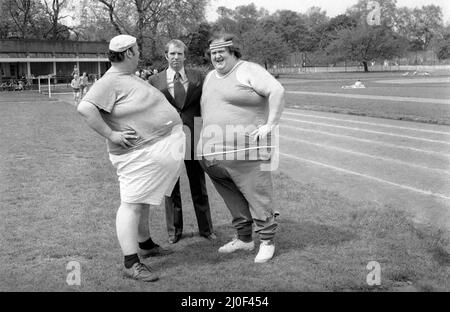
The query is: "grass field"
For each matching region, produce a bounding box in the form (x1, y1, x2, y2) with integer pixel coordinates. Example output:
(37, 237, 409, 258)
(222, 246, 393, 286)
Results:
(0, 87, 449, 292)
(281, 71, 450, 125)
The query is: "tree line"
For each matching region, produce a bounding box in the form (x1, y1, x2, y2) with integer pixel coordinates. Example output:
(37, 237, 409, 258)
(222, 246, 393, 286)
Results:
(1, 0, 449, 72)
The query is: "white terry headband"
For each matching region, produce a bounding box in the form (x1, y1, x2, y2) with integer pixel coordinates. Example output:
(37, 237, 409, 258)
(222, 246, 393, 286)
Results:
(209, 40, 233, 50)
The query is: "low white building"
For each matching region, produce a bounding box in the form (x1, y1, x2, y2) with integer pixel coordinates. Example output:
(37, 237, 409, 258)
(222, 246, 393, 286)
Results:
(0, 39, 110, 82)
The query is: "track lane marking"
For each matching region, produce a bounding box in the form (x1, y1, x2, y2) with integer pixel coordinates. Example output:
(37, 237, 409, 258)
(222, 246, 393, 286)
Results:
(281, 124, 450, 157)
(280, 135, 450, 175)
(280, 152, 450, 201)
(282, 118, 450, 146)
(283, 110, 450, 136)
(286, 91, 450, 105)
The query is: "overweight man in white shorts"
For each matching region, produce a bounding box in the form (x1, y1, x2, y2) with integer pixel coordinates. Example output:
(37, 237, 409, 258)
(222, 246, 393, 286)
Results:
(77, 35, 185, 282)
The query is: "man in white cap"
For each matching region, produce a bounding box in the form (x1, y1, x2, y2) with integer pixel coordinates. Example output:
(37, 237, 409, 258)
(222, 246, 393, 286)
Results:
(77, 34, 186, 282)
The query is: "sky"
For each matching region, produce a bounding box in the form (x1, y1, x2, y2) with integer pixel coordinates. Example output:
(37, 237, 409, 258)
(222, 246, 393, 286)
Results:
(205, 0, 450, 23)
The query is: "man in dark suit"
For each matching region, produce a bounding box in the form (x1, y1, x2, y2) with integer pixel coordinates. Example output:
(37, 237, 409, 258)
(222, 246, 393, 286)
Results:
(149, 39, 215, 244)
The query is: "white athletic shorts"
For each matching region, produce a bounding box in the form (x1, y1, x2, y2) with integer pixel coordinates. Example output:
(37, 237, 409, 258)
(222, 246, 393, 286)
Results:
(109, 126, 185, 205)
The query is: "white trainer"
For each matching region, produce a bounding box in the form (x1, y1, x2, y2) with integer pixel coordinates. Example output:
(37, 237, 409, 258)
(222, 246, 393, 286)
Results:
(218, 238, 255, 253)
(254, 240, 275, 263)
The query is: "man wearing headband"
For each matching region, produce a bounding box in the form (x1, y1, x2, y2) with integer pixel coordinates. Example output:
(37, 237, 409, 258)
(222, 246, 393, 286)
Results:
(149, 39, 215, 244)
(199, 34, 285, 263)
(77, 34, 185, 282)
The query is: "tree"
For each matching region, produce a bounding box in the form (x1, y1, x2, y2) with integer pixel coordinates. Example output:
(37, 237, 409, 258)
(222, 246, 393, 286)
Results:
(327, 24, 407, 72)
(3, 0, 34, 38)
(313, 14, 358, 55)
(0, 0, 58, 39)
(232, 3, 267, 35)
(433, 25, 450, 60)
(241, 27, 290, 69)
(0, 0, 15, 38)
(42, 0, 71, 40)
(185, 22, 211, 66)
(212, 6, 238, 34)
(299, 7, 331, 53)
(346, 0, 397, 28)
(212, 3, 267, 36)
(94, 0, 208, 63)
(72, 0, 116, 41)
(409, 5, 444, 50)
(303, 6, 329, 30)
(268, 10, 310, 52)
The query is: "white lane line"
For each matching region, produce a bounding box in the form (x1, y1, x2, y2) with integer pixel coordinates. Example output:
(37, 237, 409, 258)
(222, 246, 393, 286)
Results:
(280, 135, 450, 175)
(281, 124, 450, 157)
(0, 101, 57, 104)
(286, 90, 450, 105)
(283, 110, 450, 136)
(281, 117, 450, 146)
(280, 152, 450, 201)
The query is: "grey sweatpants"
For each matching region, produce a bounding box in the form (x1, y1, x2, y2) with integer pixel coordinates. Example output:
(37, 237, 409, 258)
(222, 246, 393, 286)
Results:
(200, 159, 278, 241)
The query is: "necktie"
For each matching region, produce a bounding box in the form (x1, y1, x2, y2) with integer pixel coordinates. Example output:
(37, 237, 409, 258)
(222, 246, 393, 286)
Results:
(174, 72, 186, 110)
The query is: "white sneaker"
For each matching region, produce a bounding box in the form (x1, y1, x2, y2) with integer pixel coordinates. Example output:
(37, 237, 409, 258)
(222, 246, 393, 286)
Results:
(218, 238, 255, 253)
(254, 240, 275, 263)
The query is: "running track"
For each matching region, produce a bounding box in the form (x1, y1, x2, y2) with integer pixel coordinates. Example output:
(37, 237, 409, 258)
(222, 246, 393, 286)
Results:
(53, 92, 450, 229)
(278, 107, 450, 230)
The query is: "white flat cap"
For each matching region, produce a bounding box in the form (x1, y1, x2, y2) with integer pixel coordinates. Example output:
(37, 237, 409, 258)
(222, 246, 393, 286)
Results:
(109, 35, 137, 52)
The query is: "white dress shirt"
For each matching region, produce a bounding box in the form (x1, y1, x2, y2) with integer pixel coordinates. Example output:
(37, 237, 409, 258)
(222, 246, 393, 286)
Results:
(166, 67, 189, 98)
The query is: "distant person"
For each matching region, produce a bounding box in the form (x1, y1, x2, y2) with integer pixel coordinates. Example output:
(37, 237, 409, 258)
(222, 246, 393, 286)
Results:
(72, 65, 80, 77)
(341, 80, 365, 89)
(198, 33, 285, 263)
(80, 72, 89, 98)
(149, 39, 215, 244)
(70, 73, 81, 104)
(77, 34, 185, 282)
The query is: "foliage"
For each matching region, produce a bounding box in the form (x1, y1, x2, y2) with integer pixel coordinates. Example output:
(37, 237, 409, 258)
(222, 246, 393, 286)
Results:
(346, 0, 397, 28)
(212, 3, 267, 36)
(42, 0, 71, 40)
(91, 0, 206, 64)
(395, 5, 444, 51)
(241, 27, 290, 68)
(185, 22, 212, 66)
(434, 26, 450, 60)
(0, 0, 72, 39)
(327, 24, 407, 71)
(0, 0, 448, 65)
(264, 10, 311, 52)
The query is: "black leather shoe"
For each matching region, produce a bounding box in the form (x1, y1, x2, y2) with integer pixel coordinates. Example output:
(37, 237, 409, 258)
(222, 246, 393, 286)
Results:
(201, 233, 217, 241)
(139, 244, 174, 258)
(123, 262, 159, 282)
(168, 234, 181, 244)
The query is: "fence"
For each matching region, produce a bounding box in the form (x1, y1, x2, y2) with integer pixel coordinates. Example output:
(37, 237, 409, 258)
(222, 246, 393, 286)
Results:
(270, 64, 450, 75)
(0, 74, 100, 95)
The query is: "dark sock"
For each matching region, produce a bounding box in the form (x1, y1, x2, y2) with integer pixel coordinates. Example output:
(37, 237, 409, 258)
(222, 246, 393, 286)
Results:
(124, 254, 140, 269)
(138, 237, 157, 250)
(238, 234, 253, 243)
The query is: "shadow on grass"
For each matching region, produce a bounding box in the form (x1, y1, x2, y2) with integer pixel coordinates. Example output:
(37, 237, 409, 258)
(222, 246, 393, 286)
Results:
(149, 218, 357, 271)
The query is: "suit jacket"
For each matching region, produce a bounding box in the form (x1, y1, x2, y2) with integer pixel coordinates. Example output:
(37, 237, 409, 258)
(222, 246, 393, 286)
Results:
(149, 68, 204, 159)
